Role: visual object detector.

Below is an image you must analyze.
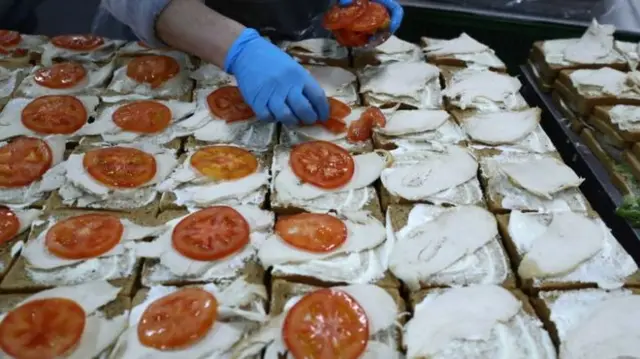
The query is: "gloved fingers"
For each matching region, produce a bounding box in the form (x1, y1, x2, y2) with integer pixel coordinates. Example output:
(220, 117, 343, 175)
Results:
(268, 90, 299, 126)
(249, 87, 275, 123)
(302, 79, 330, 123)
(372, 0, 404, 33)
(287, 87, 319, 125)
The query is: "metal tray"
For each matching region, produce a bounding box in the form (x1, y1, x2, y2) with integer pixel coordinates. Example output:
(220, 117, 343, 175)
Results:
(519, 65, 640, 264)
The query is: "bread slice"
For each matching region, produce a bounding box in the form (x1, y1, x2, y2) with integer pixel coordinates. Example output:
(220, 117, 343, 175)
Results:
(449, 107, 556, 153)
(158, 148, 271, 211)
(279, 39, 350, 68)
(531, 288, 640, 348)
(0, 67, 29, 110)
(477, 149, 591, 213)
(0, 290, 130, 358)
(551, 89, 588, 133)
(140, 208, 267, 288)
(497, 212, 640, 293)
(421, 36, 507, 72)
(352, 36, 423, 68)
(591, 105, 640, 143)
(0, 34, 47, 69)
(554, 69, 640, 116)
(0, 208, 158, 295)
(0, 208, 41, 283)
(408, 287, 556, 358)
(387, 204, 516, 290)
(585, 110, 628, 148)
(528, 40, 628, 91)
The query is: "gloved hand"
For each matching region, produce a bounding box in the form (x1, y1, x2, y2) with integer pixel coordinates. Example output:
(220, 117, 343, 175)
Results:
(224, 29, 330, 125)
(338, 0, 404, 33)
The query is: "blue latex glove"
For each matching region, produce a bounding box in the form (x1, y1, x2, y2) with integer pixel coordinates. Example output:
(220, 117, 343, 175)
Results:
(338, 0, 404, 34)
(224, 29, 330, 125)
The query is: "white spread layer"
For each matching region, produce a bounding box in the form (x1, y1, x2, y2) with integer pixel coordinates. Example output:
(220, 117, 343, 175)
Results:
(271, 145, 384, 212)
(542, 20, 624, 66)
(0, 136, 66, 207)
(117, 41, 173, 57)
(233, 284, 401, 359)
(0, 281, 127, 359)
(422, 33, 506, 69)
(192, 87, 277, 151)
(113, 277, 268, 359)
(443, 68, 527, 112)
(608, 104, 640, 132)
(40, 38, 125, 66)
(359, 62, 442, 109)
(540, 289, 636, 352)
(16, 62, 114, 97)
(569, 67, 640, 98)
(0, 96, 100, 140)
(107, 51, 192, 99)
(190, 62, 235, 88)
(405, 286, 556, 359)
(131, 205, 273, 285)
(381, 145, 484, 206)
(0, 34, 46, 60)
(157, 147, 269, 208)
(58, 143, 178, 210)
(375, 109, 466, 146)
(355, 35, 423, 64)
(280, 38, 348, 61)
(561, 295, 640, 359)
(0, 67, 24, 100)
(616, 40, 640, 71)
(77, 96, 202, 144)
(306, 65, 359, 105)
(0, 208, 39, 273)
(481, 152, 589, 212)
(261, 211, 390, 284)
(21, 216, 162, 285)
(508, 211, 638, 289)
(389, 205, 509, 290)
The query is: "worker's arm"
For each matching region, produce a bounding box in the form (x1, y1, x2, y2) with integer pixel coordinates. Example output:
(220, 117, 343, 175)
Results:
(100, 0, 329, 125)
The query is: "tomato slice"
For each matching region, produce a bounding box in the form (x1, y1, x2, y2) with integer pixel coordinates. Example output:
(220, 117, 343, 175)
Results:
(347, 107, 385, 143)
(172, 206, 250, 261)
(34, 62, 87, 89)
(82, 147, 157, 188)
(138, 288, 217, 350)
(0, 30, 21, 47)
(21, 95, 88, 135)
(126, 55, 180, 89)
(190, 146, 258, 181)
(206, 86, 255, 122)
(350, 2, 391, 33)
(45, 214, 124, 260)
(334, 29, 370, 47)
(112, 100, 172, 134)
(51, 34, 104, 51)
(276, 213, 347, 253)
(0, 298, 86, 359)
(0, 207, 19, 245)
(323, 0, 369, 30)
(283, 289, 369, 359)
(0, 137, 52, 188)
(289, 141, 355, 189)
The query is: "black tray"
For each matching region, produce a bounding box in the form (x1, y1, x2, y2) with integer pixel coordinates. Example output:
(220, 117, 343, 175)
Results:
(519, 65, 640, 264)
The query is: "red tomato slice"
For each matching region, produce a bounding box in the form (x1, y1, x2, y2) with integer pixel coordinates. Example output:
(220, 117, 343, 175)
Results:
(316, 98, 351, 133)
(171, 206, 250, 261)
(21, 95, 88, 135)
(0, 207, 19, 245)
(0, 137, 52, 188)
(0, 298, 86, 359)
(206, 86, 255, 122)
(276, 213, 347, 253)
(347, 107, 385, 143)
(283, 289, 369, 359)
(350, 2, 391, 33)
(334, 29, 370, 47)
(190, 146, 258, 181)
(323, 0, 369, 30)
(45, 214, 124, 259)
(289, 141, 355, 189)
(112, 100, 172, 134)
(138, 288, 218, 350)
(82, 147, 157, 188)
(33, 62, 87, 89)
(0, 30, 21, 47)
(51, 34, 104, 51)
(126, 55, 180, 88)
